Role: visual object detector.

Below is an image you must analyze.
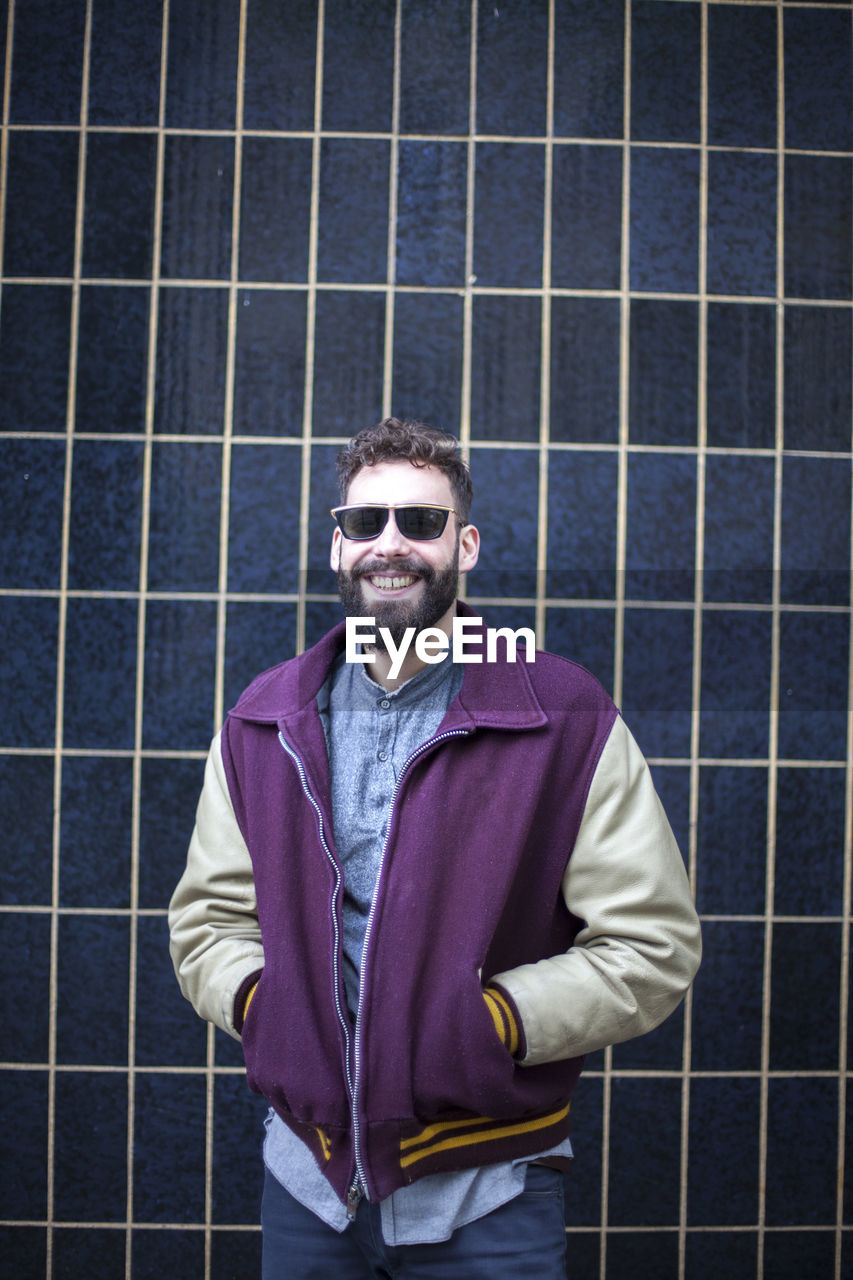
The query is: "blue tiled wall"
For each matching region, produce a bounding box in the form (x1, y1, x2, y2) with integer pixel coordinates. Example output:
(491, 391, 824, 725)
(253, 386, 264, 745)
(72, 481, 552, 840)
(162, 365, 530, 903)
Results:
(1, 2, 852, 1278)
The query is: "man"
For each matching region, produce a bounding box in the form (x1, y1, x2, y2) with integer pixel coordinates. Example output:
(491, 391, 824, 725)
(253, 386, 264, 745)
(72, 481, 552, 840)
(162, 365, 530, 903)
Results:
(169, 418, 701, 1278)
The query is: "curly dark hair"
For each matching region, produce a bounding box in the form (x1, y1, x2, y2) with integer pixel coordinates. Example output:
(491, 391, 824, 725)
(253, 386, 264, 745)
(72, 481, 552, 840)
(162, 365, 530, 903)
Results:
(336, 418, 474, 521)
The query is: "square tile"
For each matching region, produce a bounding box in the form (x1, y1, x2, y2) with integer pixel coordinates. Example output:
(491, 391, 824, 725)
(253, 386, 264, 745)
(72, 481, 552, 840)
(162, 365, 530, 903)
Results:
(687, 1078, 760, 1225)
(312, 292, 385, 435)
(165, 0, 240, 129)
(9, 0, 85, 124)
(621, 607, 694, 758)
(160, 136, 235, 281)
(608, 1078, 682, 1225)
(630, 148, 700, 293)
(239, 139, 313, 283)
(553, 0, 624, 139)
(546, 451, 618, 600)
(317, 139, 390, 285)
(322, 0, 395, 132)
(696, 766, 768, 916)
(0, 285, 72, 433)
(703, 454, 775, 604)
(707, 152, 777, 298)
(138, 756, 206, 911)
(67, 439, 145, 590)
(56, 915, 130, 1065)
(784, 306, 852, 451)
(550, 298, 620, 444)
(784, 155, 852, 301)
(0, 913, 51, 1064)
(53, 1071, 128, 1219)
(707, 5, 777, 148)
(391, 293, 464, 429)
(690, 921, 764, 1072)
(473, 143, 545, 288)
(0, 597, 59, 748)
(470, 295, 541, 441)
(396, 141, 467, 288)
(59, 756, 133, 908)
(630, 0, 700, 143)
(133, 1073, 207, 1220)
(88, 0, 163, 126)
(476, 1, 548, 136)
(706, 302, 776, 450)
(142, 600, 218, 750)
(0, 438, 65, 589)
(552, 144, 623, 290)
(699, 610, 772, 760)
(770, 923, 841, 1072)
(784, 8, 853, 152)
(0, 1072, 49, 1219)
(154, 287, 229, 435)
(233, 291, 306, 438)
(629, 300, 699, 446)
(243, 0, 317, 130)
(82, 133, 157, 279)
(147, 442, 223, 592)
(399, 3, 470, 135)
(0, 755, 54, 904)
(625, 452, 697, 601)
(3, 131, 79, 277)
(780, 456, 851, 607)
(63, 597, 139, 749)
(75, 285, 150, 435)
(228, 443, 301, 594)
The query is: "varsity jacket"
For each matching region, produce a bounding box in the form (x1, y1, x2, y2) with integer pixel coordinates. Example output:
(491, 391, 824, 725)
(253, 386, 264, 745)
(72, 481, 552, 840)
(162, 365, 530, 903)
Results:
(169, 611, 701, 1207)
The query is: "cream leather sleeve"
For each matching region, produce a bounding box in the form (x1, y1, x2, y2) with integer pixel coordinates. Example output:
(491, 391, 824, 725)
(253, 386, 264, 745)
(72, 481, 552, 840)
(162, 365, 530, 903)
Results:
(168, 732, 264, 1040)
(491, 716, 701, 1066)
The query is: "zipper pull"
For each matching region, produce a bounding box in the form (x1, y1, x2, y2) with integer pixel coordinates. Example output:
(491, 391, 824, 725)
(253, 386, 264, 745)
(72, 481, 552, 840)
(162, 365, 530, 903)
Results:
(346, 1182, 364, 1222)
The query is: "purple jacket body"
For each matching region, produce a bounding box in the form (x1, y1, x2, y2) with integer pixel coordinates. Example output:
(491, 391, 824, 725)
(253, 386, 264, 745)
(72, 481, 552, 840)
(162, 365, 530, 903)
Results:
(220, 614, 618, 1205)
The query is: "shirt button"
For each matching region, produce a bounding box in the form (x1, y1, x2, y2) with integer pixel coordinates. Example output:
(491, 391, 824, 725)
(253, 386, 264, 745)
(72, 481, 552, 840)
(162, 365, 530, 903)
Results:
(379, 699, 390, 710)
(378, 751, 388, 761)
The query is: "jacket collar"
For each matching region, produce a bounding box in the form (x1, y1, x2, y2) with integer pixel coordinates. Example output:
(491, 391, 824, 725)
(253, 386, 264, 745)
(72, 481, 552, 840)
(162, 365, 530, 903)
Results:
(228, 602, 547, 734)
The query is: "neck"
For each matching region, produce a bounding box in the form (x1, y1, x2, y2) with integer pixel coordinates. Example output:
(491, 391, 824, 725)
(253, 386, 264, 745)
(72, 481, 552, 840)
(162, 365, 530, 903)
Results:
(365, 602, 457, 692)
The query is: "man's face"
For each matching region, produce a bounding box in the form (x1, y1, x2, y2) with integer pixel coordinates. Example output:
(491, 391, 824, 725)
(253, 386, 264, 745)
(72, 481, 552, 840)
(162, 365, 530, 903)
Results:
(330, 460, 479, 646)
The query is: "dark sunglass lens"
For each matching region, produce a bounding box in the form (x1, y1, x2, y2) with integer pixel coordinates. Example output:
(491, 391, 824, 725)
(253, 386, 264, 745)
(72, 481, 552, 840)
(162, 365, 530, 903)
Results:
(340, 507, 387, 539)
(397, 506, 447, 539)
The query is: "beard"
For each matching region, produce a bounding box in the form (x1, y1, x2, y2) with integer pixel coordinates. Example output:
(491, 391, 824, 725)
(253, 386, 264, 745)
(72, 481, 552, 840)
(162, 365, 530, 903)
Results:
(337, 545, 460, 649)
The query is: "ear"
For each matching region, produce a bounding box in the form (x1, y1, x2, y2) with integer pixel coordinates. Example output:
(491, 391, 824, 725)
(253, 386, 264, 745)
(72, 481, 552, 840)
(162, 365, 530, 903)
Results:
(457, 523, 480, 576)
(330, 527, 342, 572)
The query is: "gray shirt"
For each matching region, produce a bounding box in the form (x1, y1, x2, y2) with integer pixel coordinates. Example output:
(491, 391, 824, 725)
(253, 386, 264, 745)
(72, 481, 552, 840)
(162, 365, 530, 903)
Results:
(263, 651, 571, 1244)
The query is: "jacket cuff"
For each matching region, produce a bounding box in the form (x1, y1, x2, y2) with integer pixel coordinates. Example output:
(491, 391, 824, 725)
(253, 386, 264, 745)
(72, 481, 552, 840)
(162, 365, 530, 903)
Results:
(483, 984, 526, 1059)
(234, 970, 263, 1034)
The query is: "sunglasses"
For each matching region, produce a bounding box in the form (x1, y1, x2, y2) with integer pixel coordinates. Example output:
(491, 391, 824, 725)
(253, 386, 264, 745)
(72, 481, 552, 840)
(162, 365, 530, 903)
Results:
(330, 503, 461, 541)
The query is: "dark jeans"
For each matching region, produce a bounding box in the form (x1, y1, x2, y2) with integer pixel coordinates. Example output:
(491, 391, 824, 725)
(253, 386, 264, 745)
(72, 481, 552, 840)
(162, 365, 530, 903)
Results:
(261, 1164, 569, 1279)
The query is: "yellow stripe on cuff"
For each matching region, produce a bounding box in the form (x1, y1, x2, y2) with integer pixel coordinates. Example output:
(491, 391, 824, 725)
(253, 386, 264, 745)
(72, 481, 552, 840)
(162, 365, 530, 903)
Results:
(484, 985, 520, 1056)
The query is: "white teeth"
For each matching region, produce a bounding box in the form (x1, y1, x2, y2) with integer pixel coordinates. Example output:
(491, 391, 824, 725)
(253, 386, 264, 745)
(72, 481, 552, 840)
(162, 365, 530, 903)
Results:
(370, 575, 416, 591)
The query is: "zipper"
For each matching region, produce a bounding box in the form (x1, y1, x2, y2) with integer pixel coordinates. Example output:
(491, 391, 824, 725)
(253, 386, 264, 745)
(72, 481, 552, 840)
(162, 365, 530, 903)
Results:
(349, 728, 471, 1205)
(279, 725, 472, 1215)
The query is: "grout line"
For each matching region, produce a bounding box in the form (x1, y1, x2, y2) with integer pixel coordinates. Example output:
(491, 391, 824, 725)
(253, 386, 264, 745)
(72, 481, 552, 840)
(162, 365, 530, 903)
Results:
(295, 0, 325, 656)
(130, 1, 171, 1275)
(758, 9, 786, 1272)
(678, 5, 710, 1274)
(46, 2, 94, 1274)
(535, 0, 555, 657)
(458, 0, 478, 460)
(381, 0, 402, 420)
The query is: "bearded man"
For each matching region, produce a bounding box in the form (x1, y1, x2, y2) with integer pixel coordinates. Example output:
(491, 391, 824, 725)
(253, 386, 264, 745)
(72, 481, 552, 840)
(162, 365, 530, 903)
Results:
(169, 417, 701, 1279)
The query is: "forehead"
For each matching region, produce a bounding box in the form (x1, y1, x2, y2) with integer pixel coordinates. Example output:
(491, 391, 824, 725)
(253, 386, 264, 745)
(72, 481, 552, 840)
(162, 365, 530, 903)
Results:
(345, 461, 455, 508)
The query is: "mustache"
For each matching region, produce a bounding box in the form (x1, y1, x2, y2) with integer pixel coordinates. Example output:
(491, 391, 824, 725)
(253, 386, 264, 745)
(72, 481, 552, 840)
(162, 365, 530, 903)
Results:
(350, 557, 432, 581)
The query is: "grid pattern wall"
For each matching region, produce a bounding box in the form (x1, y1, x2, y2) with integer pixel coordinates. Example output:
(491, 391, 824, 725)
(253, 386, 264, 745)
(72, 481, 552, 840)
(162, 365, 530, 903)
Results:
(1, 1, 852, 1277)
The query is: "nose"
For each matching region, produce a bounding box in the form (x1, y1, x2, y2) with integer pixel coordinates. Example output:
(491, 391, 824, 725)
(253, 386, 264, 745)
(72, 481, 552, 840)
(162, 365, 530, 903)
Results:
(372, 509, 410, 557)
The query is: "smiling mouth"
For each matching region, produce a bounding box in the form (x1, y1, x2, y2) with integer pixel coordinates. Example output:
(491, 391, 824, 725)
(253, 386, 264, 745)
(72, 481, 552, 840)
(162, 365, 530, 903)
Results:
(368, 574, 419, 592)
